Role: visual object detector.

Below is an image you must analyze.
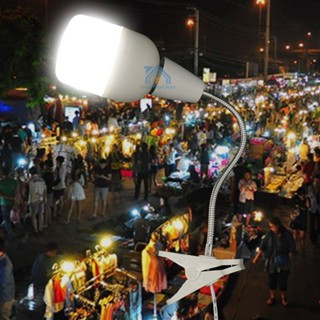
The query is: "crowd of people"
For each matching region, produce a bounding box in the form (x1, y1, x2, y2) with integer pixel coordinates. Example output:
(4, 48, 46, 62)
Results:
(1, 74, 320, 318)
(0, 78, 320, 237)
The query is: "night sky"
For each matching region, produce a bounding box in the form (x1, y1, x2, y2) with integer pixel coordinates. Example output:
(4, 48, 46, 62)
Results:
(3, 0, 320, 75)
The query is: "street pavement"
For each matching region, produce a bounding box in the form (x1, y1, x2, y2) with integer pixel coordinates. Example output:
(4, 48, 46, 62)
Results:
(5, 176, 320, 320)
(223, 192, 320, 320)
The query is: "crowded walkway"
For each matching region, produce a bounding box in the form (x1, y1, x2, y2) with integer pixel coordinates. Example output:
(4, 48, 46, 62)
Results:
(1, 74, 320, 319)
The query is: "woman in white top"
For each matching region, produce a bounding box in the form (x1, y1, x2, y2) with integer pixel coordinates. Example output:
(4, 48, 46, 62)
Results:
(65, 168, 86, 224)
(238, 169, 257, 225)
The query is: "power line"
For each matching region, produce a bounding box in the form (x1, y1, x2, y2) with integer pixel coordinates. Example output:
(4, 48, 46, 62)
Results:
(114, 0, 190, 8)
(219, 0, 255, 11)
(200, 10, 258, 36)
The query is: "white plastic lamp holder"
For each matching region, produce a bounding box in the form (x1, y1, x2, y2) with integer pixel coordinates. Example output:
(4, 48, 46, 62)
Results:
(55, 14, 247, 320)
(56, 14, 204, 102)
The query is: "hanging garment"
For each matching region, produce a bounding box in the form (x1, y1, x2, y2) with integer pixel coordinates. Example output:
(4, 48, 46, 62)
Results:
(43, 277, 66, 320)
(128, 283, 142, 320)
(104, 303, 115, 320)
(98, 254, 118, 275)
(99, 296, 113, 320)
(53, 276, 66, 303)
(141, 240, 167, 293)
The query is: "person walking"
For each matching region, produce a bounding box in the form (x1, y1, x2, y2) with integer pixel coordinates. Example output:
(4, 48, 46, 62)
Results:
(290, 187, 309, 249)
(252, 216, 296, 307)
(149, 145, 159, 194)
(91, 159, 111, 219)
(109, 144, 122, 195)
(66, 169, 86, 224)
(14, 167, 27, 223)
(238, 169, 257, 225)
(28, 167, 47, 234)
(0, 236, 15, 320)
(134, 142, 150, 201)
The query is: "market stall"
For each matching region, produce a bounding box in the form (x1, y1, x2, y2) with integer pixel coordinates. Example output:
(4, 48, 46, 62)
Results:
(156, 216, 239, 320)
(18, 238, 142, 320)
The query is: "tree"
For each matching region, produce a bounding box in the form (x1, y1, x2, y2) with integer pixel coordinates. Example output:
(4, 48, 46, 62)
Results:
(0, 7, 50, 108)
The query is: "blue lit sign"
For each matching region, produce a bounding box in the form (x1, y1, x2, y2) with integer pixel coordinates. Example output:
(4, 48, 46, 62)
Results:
(0, 101, 13, 113)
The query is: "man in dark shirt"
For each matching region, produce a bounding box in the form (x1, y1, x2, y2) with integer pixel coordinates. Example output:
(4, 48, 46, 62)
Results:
(72, 110, 80, 131)
(134, 142, 149, 201)
(91, 159, 111, 218)
(60, 116, 73, 136)
(31, 242, 59, 291)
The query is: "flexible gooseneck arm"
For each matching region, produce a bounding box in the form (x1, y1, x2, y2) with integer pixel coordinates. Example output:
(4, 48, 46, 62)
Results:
(202, 92, 247, 257)
(201, 92, 247, 320)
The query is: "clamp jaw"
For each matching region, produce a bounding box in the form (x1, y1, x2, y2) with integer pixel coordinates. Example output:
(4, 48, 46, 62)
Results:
(159, 251, 244, 305)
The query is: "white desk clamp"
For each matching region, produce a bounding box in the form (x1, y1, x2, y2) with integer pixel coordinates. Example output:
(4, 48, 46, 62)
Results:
(159, 251, 244, 305)
(159, 251, 244, 319)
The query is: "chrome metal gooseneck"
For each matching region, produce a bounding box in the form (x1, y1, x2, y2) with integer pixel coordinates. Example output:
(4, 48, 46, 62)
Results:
(202, 92, 247, 257)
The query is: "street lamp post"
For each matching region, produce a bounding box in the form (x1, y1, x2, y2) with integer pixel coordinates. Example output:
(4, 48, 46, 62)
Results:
(194, 7, 199, 76)
(256, 0, 265, 44)
(264, 0, 270, 81)
(186, 7, 200, 76)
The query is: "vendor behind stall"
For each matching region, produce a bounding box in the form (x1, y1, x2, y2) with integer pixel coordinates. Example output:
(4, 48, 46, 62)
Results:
(188, 164, 201, 184)
(31, 242, 59, 291)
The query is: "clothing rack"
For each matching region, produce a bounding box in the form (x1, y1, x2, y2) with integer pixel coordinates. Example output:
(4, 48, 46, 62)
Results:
(75, 263, 117, 295)
(44, 248, 142, 320)
(116, 268, 138, 281)
(73, 294, 96, 308)
(77, 279, 124, 296)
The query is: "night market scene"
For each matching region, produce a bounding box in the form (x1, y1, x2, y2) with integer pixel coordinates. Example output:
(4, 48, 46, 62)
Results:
(0, 1, 320, 320)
